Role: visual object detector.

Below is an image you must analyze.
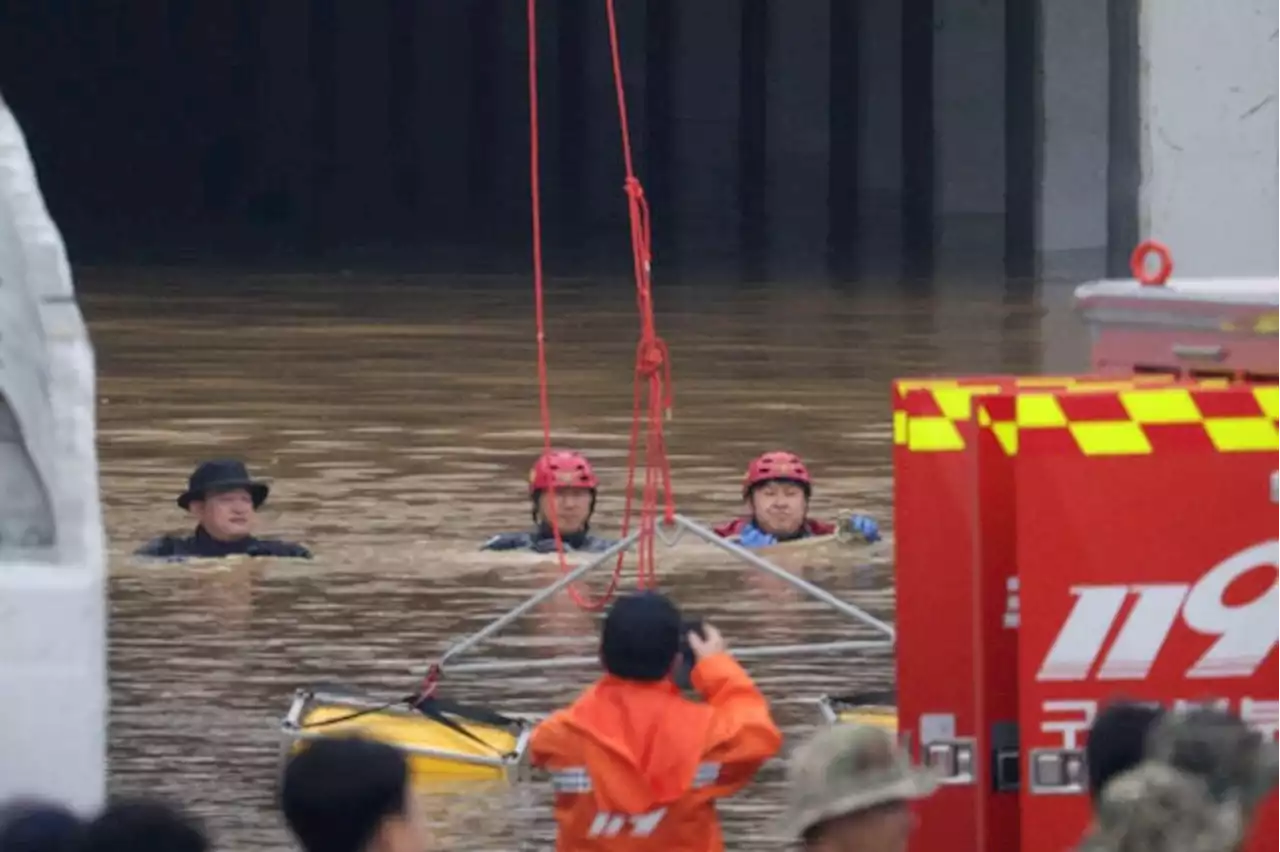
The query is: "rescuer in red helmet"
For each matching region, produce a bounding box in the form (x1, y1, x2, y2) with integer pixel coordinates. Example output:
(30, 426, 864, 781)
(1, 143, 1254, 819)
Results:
(713, 451, 881, 548)
(481, 449, 616, 554)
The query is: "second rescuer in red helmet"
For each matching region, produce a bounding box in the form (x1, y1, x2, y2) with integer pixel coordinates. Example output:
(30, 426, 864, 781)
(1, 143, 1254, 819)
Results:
(713, 451, 881, 547)
(481, 450, 616, 554)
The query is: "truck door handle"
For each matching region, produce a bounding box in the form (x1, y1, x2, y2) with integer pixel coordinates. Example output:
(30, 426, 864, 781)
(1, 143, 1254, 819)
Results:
(1172, 344, 1227, 361)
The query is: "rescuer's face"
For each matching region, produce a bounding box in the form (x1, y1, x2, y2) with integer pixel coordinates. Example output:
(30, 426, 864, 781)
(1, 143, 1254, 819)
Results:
(190, 488, 255, 541)
(749, 481, 808, 536)
(537, 487, 592, 534)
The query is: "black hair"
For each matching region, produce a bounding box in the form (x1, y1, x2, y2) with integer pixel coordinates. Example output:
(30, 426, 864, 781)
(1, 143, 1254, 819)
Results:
(81, 799, 207, 852)
(600, 591, 683, 681)
(0, 799, 86, 852)
(1085, 699, 1166, 801)
(280, 737, 411, 852)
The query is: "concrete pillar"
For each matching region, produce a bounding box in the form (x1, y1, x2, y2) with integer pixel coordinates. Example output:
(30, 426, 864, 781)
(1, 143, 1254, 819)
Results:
(856, 0, 903, 276)
(669, 2, 741, 267)
(413, 3, 474, 236)
(458, 1, 527, 237)
(492, 3, 535, 232)
(254, 1, 311, 232)
(1036, 280, 1093, 374)
(582, 0, 646, 235)
(765, 0, 830, 278)
(1037, 1, 1110, 281)
(0, 94, 107, 814)
(932, 0, 1005, 272)
(332, 2, 391, 237)
(1138, 0, 1278, 276)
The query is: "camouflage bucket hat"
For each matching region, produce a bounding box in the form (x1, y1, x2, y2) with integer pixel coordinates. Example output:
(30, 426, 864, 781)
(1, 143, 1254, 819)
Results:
(782, 723, 938, 840)
(1145, 706, 1280, 814)
(1078, 762, 1244, 852)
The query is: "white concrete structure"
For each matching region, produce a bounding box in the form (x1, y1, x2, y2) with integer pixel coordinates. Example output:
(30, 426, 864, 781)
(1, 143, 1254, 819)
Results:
(1138, 0, 1278, 277)
(1038, 0, 1111, 281)
(767, 0, 831, 277)
(0, 92, 107, 813)
(856, 0, 904, 276)
(933, 0, 1006, 274)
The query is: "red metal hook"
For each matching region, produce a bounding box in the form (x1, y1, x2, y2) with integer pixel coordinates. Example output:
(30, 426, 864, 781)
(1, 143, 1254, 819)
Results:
(1130, 240, 1173, 286)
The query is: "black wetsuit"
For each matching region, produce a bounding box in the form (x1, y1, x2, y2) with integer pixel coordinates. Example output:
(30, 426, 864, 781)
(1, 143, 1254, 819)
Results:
(135, 526, 312, 560)
(481, 523, 614, 554)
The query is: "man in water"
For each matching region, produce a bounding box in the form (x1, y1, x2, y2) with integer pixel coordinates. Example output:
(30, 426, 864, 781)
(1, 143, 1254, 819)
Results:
(713, 451, 881, 548)
(135, 459, 312, 559)
(530, 591, 782, 851)
(481, 449, 615, 554)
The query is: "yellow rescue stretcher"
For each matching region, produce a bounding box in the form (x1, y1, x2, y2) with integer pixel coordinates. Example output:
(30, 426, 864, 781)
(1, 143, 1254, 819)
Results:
(280, 686, 536, 782)
(817, 691, 899, 733)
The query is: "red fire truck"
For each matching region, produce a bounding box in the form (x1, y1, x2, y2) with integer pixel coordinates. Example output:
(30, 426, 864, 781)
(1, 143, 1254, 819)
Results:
(891, 243, 1278, 852)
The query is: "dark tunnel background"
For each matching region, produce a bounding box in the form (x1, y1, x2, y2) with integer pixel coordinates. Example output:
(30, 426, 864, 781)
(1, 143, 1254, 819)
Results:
(0, 1, 1042, 283)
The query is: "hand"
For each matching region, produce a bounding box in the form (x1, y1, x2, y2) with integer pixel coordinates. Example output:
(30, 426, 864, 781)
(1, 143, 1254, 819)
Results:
(687, 623, 727, 660)
(849, 514, 881, 543)
(737, 525, 777, 548)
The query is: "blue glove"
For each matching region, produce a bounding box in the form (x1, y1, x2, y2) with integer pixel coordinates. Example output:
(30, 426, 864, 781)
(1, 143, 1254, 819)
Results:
(848, 514, 881, 543)
(737, 525, 778, 548)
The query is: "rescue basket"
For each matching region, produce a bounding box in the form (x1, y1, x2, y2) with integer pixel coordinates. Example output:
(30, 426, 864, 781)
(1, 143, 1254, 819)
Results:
(817, 690, 898, 732)
(280, 686, 535, 782)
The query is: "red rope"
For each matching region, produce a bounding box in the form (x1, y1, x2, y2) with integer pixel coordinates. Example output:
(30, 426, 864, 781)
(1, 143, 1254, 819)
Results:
(526, 0, 675, 611)
(602, 0, 675, 592)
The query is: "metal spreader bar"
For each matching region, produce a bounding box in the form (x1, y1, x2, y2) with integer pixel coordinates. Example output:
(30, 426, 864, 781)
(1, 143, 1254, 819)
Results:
(438, 530, 643, 669)
(672, 513, 896, 640)
(443, 639, 894, 675)
(435, 514, 895, 675)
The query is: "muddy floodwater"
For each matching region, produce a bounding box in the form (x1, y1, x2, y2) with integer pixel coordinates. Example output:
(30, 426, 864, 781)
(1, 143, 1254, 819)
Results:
(88, 270, 1045, 850)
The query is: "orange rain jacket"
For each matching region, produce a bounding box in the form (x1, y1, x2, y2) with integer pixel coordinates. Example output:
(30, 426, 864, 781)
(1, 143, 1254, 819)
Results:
(529, 653, 783, 852)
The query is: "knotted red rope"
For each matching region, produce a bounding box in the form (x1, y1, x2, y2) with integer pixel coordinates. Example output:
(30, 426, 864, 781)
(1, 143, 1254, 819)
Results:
(526, 0, 675, 610)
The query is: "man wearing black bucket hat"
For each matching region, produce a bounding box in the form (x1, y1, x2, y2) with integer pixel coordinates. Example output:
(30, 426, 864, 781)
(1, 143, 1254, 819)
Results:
(135, 459, 312, 559)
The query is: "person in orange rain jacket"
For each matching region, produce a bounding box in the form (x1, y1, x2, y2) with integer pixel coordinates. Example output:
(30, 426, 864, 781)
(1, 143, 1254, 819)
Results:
(529, 591, 783, 852)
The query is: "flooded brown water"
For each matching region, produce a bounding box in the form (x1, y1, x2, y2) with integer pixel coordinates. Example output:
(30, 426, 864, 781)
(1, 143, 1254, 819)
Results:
(86, 269, 1046, 850)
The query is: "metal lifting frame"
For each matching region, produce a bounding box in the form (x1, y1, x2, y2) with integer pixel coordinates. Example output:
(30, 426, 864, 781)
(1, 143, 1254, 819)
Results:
(437, 513, 896, 675)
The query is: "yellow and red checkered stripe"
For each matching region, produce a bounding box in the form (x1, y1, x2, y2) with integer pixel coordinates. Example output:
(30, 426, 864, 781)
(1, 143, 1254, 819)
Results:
(891, 375, 1228, 453)
(978, 385, 1278, 456)
(896, 376, 1274, 455)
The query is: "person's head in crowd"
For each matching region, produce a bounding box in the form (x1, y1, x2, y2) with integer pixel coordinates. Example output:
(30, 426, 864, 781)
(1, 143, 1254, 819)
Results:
(1145, 705, 1279, 818)
(599, 591, 683, 682)
(785, 723, 937, 852)
(280, 737, 426, 852)
(1086, 700, 1167, 801)
(1078, 761, 1244, 852)
(80, 799, 207, 852)
(0, 799, 85, 852)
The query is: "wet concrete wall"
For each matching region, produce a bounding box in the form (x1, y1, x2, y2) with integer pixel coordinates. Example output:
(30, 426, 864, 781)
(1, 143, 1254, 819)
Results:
(8, 0, 1256, 284)
(1137, 0, 1278, 277)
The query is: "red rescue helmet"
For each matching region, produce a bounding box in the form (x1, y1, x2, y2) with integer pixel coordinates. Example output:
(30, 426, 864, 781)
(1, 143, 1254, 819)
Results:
(529, 449, 600, 495)
(743, 450, 812, 498)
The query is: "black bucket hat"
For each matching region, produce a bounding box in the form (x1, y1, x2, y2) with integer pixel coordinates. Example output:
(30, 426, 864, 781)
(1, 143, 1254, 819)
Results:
(177, 459, 270, 510)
